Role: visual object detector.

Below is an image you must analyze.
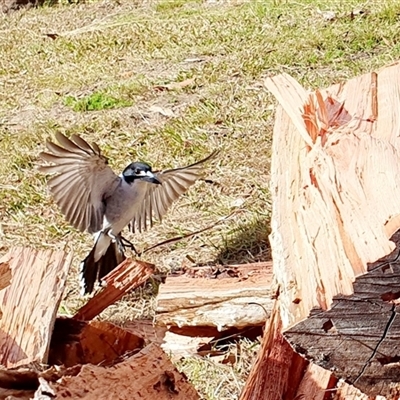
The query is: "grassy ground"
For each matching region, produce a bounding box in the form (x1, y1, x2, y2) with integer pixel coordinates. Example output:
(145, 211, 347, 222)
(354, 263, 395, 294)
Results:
(1, 0, 400, 398)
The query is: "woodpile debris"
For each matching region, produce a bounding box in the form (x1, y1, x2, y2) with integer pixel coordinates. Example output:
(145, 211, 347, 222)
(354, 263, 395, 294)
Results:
(0, 249, 199, 399)
(2, 61, 400, 400)
(0, 246, 270, 399)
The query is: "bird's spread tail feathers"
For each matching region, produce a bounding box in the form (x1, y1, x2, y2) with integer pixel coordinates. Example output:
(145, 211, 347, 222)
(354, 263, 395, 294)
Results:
(79, 234, 125, 295)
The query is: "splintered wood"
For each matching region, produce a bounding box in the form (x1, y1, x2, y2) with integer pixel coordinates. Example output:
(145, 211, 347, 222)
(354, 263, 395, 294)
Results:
(241, 62, 400, 400)
(266, 65, 400, 328)
(156, 262, 273, 330)
(0, 344, 199, 400)
(0, 248, 71, 368)
(74, 258, 154, 321)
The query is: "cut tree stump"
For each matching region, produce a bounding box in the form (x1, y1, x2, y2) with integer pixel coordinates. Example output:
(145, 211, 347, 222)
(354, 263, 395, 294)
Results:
(241, 61, 400, 399)
(156, 262, 273, 330)
(285, 230, 400, 398)
(0, 248, 72, 368)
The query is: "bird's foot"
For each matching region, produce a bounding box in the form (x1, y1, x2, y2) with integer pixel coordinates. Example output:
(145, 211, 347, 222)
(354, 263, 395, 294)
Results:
(117, 234, 140, 256)
(107, 231, 140, 256)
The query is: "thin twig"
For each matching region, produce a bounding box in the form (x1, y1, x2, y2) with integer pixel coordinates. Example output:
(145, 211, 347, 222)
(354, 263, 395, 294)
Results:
(141, 211, 238, 255)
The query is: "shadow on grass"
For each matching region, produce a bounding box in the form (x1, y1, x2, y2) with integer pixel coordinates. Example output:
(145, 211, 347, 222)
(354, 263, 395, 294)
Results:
(213, 217, 271, 266)
(3, 0, 81, 13)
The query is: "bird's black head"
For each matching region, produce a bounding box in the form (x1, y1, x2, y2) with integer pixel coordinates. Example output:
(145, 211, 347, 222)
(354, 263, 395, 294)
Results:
(122, 162, 161, 185)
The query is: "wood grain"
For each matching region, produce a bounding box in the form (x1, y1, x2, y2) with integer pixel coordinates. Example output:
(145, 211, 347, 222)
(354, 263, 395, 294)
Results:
(242, 61, 400, 399)
(156, 262, 273, 330)
(74, 258, 154, 321)
(49, 318, 144, 367)
(0, 248, 71, 367)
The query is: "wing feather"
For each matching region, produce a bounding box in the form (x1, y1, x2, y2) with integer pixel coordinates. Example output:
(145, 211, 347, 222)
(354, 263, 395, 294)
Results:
(130, 150, 218, 233)
(38, 133, 120, 233)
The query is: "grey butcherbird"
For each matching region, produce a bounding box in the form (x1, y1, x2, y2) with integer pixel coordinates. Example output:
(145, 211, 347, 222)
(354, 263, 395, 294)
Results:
(39, 132, 217, 295)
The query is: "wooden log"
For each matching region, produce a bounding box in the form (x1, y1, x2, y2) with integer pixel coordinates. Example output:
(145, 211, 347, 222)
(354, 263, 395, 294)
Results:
(49, 318, 144, 367)
(156, 262, 273, 330)
(0, 342, 199, 400)
(0, 248, 72, 368)
(52, 343, 199, 399)
(242, 62, 400, 399)
(73, 258, 154, 321)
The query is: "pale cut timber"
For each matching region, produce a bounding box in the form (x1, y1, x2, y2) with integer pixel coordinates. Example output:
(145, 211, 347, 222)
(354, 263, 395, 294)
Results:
(52, 343, 199, 400)
(266, 63, 400, 328)
(239, 300, 311, 400)
(74, 258, 154, 321)
(242, 62, 400, 399)
(0, 248, 71, 368)
(156, 262, 273, 330)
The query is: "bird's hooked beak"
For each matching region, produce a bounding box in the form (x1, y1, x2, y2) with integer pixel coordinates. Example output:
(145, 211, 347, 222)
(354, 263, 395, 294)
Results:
(142, 170, 161, 185)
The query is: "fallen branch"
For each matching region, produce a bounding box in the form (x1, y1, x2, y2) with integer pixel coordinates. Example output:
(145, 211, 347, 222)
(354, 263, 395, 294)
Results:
(142, 211, 237, 255)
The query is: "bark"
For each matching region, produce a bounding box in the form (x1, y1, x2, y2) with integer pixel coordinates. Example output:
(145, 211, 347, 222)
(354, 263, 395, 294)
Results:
(52, 343, 199, 400)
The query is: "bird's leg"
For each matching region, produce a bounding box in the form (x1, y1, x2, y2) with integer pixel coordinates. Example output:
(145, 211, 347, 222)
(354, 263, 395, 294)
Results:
(108, 231, 139, 256)
(118, 235, 140, 256)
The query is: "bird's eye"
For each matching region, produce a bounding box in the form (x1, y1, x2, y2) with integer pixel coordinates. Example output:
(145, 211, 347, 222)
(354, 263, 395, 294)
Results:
(135, 169, 140, 175)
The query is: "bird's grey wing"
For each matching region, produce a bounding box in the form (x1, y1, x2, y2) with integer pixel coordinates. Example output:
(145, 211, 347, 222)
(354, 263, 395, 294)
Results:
(130, 151, 218, 233)
(38, 132, 120, 233)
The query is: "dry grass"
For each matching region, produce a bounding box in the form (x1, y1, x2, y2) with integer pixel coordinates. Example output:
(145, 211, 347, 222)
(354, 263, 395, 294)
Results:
(1, 0, 400, 398)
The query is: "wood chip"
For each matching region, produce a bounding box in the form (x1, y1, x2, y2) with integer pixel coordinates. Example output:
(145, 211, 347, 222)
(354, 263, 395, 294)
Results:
(0, 260, 11, 291)
(74, 258, 154, 321)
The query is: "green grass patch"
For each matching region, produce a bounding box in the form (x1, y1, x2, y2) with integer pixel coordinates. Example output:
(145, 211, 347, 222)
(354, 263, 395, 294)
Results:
(64, 91, 132, 112)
